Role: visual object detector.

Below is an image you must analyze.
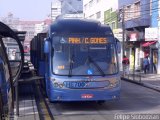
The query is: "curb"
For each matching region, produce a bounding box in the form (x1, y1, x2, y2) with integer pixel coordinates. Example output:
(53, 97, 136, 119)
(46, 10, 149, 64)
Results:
(121, 77, 160, 93)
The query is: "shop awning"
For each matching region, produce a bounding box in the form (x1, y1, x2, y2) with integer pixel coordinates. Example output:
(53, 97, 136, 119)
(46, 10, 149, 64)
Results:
(142, 41, 156, 47)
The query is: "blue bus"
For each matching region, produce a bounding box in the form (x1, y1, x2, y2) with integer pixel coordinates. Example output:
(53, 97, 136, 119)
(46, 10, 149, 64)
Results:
(31, 19, 121, 102)
(30, 33, 47, 76)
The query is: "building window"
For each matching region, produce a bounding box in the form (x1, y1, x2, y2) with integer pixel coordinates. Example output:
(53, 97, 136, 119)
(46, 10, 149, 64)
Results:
(96, 11, 101, 19)
(52, 8, 58, 10)
(89, 0, 93, 8)
(96, 0, 100, 3)
(134, 1, 140, 18)
(84, 4, 87, 10)
(111, 22, 115, 29)
(126, 5, 131, 20)
(89, 14, 94, 19)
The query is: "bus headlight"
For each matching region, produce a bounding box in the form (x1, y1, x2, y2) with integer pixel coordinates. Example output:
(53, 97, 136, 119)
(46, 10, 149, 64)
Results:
(52, 79, 64, 88)
(108, 78, 120, 88)
(54, 82, 59, 88)
(59, 84, 64, 88)
(109, 82, 118, 88)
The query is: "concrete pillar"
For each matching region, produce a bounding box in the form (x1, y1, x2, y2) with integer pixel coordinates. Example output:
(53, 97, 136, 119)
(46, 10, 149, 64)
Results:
(157, 22, 160, 74)
(157, 0, 160, 74)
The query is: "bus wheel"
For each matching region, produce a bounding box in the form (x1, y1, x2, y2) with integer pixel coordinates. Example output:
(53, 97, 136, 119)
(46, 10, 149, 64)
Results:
(44, 81, 49, 98)
(97, 100, 105, 105)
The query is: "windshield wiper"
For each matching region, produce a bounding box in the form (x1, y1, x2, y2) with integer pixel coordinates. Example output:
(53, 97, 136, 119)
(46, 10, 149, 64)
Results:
(68, 54, 74, 77)
(87, 56, 105, 77)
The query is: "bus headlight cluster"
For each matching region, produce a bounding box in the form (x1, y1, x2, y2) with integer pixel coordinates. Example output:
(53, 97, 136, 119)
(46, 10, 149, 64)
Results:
(108, 78, 119, 88)
(53, 82, 64, 88)
(50, 78, 64, 88)
(109, 82, 118, 88)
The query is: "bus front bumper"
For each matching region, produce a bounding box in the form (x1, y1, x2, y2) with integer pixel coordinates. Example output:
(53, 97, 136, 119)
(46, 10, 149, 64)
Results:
(48, 87, 120, 102)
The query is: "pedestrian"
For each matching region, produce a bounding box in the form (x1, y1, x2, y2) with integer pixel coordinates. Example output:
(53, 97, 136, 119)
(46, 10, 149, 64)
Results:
(143, 56, 149, 74)
(153, 53, 157, 73)
(122, 55, 130, 76)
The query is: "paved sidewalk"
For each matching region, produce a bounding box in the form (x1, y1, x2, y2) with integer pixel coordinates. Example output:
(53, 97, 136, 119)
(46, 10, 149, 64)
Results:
(122, 72, 160, 91)
(14, 83, 39, 120)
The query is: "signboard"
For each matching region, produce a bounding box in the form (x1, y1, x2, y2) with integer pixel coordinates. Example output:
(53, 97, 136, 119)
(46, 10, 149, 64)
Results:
(130, 32, 137, 41)
(113, 29, 122, 41)
(8, 48, 17, 60)
(145, 28, 158, 41)
(67, 37, 108, 44)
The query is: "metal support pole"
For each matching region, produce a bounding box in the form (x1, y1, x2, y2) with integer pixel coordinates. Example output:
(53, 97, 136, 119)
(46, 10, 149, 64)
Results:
(15, 80, 19, 116)
(150, 48, 153, 73)
(133, 47, 136, 81)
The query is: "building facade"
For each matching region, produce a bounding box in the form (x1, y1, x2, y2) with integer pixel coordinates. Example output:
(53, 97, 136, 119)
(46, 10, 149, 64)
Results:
(1, 13, 52, 60)
(0, 13, 20, 30)
(83, 0, 118, 23)
(34, 19, 52, 35)
(0, 13, 22, 59)
(61, 0, 83, 14)
(18, 21, 41, 43)
(51, 0, 83, 21)
(104, 8, 118, 30)
(118, 0, 152, 71)
(51, 0, 62, 21)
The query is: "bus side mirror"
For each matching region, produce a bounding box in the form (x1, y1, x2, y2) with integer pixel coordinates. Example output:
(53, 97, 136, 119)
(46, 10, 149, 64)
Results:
(115, 38, 121, 53)
(44, 39, 50, 54)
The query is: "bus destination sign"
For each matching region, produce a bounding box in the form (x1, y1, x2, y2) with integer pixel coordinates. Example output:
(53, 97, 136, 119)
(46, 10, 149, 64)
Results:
(68, 37, 108, 44)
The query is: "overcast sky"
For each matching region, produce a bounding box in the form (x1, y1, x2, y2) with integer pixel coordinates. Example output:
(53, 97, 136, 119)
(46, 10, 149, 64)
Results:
(0, 0, 52, 20)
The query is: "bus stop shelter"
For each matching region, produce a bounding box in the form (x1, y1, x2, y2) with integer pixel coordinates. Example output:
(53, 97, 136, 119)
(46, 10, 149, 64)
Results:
(0, 21, 24, 116)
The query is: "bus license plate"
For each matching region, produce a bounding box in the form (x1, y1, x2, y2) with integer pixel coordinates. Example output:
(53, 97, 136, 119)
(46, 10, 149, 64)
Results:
(81, 94, 93, 99)
(64, 81, 86, 88)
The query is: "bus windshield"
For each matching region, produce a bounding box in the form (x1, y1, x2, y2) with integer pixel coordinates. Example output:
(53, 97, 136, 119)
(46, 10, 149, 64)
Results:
(52, 36, 118, 76)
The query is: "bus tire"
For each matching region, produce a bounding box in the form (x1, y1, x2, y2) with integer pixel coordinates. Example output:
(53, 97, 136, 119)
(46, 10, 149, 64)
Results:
(44, 80, 48, 98)
(97, 100, 105, 105)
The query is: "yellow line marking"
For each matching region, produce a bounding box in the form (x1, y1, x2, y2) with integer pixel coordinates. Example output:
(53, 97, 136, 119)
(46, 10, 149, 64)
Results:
(36, 80, 52, 120)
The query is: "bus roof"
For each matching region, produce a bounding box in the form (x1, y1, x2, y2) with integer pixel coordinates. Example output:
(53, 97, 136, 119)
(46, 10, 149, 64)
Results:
(49, 19, 113, 36)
